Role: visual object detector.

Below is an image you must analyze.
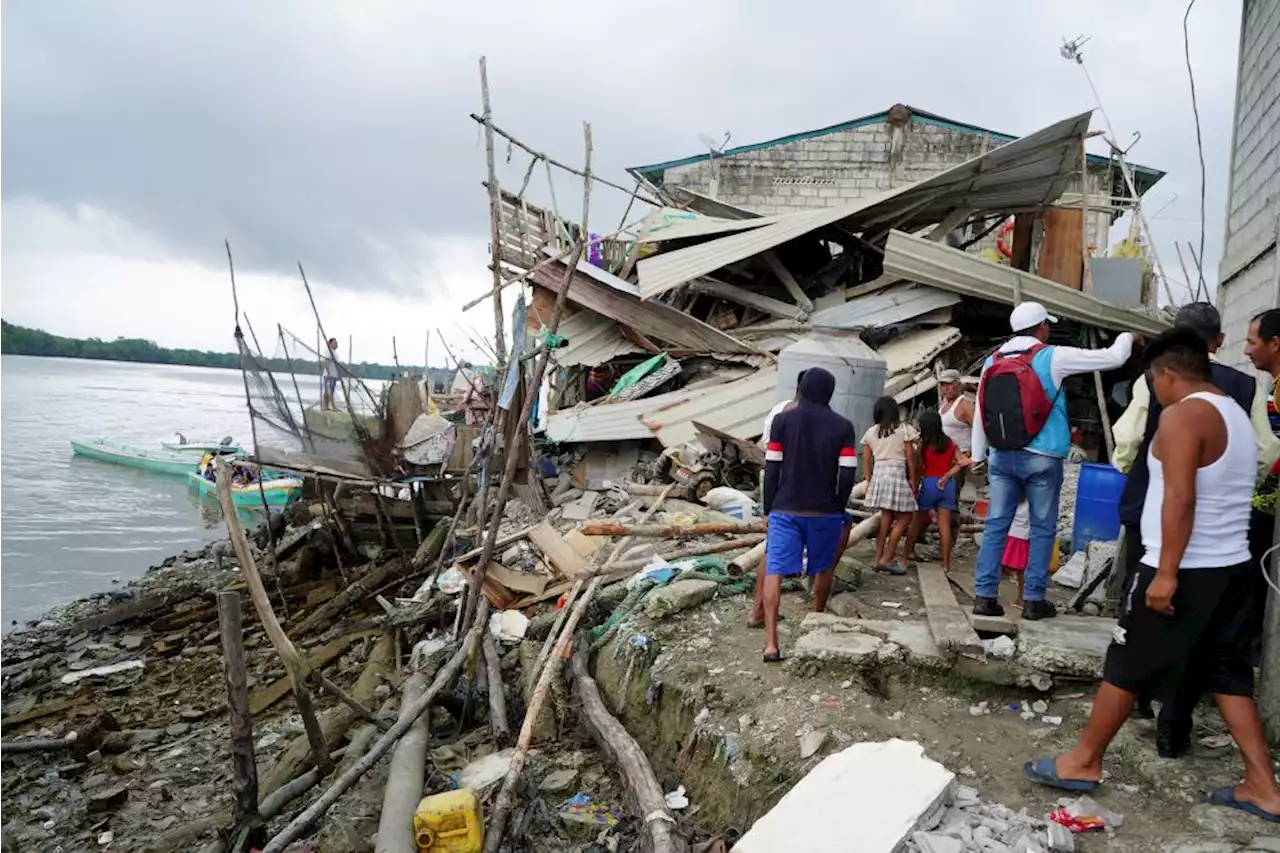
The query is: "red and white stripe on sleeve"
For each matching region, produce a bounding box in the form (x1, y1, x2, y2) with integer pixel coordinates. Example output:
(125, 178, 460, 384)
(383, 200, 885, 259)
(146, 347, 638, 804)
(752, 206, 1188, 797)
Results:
(766, 441, 784, 462)
(838, 446, 857, 468)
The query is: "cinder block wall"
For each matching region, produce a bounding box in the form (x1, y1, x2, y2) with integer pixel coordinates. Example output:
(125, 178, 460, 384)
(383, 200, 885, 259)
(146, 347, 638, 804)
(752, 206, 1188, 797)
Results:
(1217, 0, 1279, 370)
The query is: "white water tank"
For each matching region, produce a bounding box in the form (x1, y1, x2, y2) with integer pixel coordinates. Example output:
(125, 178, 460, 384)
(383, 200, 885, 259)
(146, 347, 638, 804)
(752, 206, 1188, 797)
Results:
(777, 332, 888, 441)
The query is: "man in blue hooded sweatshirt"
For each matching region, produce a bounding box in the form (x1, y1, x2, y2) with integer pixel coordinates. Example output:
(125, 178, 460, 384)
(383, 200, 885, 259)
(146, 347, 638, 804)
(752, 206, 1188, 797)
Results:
(762, 367, 858, 662)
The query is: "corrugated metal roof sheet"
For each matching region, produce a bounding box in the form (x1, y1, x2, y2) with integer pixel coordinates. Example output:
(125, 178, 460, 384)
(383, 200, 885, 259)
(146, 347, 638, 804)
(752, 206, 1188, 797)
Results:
(881, 230, 1170, 336)
(545, 367, 779, 447)
(637, 211, 781, 244)
(529, 258, 757, 354)
(876, 325, 963, 376)
(809, 283, 961, 330)
(550, 311, 644, 368)
(636, 111, 1094, 299)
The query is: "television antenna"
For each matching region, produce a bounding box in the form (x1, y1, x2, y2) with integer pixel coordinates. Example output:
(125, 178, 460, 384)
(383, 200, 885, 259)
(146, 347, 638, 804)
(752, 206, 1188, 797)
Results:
(698, 131, 732, 198)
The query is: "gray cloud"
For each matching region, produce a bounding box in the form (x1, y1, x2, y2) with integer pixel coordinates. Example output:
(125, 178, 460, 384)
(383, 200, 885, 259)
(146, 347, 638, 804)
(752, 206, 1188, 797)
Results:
(2, 0, 1242, 301)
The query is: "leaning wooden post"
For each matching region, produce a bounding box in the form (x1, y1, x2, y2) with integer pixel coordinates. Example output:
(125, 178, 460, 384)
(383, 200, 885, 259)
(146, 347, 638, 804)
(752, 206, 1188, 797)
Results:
(214, 457, 334, 777)
(479, 56, 507, 370)
(460, 119, 594, 634)
(218, 590, 263, 851)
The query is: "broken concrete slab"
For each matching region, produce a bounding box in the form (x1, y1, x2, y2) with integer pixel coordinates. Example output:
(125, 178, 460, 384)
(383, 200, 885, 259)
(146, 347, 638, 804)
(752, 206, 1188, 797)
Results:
(561, 490, 601, 521)
(1016, 616, 1115, 680)
(794, 629, 884, 663)
(797, 615, 944, 666)
(644, 580, 718, 619)
(912, 831, 964, 853)
(736, 739, 955, 853)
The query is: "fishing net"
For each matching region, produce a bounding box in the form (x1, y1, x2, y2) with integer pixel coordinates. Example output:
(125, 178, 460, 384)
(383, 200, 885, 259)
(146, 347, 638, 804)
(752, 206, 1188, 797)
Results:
(237, 324, 390, 478)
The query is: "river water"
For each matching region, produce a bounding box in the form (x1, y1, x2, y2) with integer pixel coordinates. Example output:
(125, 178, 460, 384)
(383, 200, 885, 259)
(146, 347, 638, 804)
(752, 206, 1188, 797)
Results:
(0, 355, 320, 629)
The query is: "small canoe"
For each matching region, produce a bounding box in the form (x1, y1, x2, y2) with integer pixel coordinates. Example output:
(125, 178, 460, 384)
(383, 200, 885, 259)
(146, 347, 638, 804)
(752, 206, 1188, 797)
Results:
(71, 438, 209, 477)
(187, 471, 303, 508)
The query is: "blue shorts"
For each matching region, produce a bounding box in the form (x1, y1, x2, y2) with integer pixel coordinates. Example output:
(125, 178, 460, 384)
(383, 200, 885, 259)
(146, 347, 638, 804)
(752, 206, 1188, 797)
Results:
(766, 512, 847, 577)
(917, 476, 957, 512)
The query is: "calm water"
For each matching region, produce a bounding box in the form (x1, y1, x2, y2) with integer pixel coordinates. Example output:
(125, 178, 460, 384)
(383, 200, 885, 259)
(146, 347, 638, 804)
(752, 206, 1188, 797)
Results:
(0, 356, 309, 629)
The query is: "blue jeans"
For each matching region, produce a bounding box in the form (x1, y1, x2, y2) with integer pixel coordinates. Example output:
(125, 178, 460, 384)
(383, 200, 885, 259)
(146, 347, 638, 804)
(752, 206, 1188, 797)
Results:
(974, 450, 1063, 603)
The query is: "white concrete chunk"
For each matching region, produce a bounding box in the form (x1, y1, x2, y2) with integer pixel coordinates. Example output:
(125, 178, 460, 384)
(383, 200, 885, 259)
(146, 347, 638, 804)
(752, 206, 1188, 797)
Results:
(736, 739, 955, 853)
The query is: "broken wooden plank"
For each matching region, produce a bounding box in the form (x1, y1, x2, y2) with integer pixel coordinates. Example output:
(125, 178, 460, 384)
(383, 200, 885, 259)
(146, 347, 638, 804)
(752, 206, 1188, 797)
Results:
(484, 562, 549, 597)
(526, 522, 588, 577)
(762, 250, 814, 314)
(563, 529, 604, 560)
(2, 697, 88, 732)
(580, 520, 764, 538)
(72, 584, 203, 634)
(915, 564, 985, 660)
(249, 631, 378, 716)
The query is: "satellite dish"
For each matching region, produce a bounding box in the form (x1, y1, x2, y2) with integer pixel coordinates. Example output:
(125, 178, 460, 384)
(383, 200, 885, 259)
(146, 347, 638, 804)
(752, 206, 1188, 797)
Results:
(698, 131, 732, 154)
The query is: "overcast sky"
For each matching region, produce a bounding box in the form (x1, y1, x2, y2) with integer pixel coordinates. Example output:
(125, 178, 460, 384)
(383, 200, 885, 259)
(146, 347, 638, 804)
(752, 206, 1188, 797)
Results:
(1, 1, 1244, 365)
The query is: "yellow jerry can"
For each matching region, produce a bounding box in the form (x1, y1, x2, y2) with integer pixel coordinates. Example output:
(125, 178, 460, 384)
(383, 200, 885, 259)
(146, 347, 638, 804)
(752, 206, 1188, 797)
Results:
(414, 788, 484, 853)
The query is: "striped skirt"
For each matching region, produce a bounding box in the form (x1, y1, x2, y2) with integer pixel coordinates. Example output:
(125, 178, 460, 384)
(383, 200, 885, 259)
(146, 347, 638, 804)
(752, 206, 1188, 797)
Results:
(866, 459, 918, 513)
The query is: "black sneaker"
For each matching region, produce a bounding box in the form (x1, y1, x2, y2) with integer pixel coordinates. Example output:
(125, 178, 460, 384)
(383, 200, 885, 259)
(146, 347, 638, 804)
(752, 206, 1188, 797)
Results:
(973, 597, 1005, 617)
(1022, 600, 1058, 620)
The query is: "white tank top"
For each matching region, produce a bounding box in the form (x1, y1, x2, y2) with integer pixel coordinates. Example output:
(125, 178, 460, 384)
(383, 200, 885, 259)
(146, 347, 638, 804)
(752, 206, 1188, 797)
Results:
(940, 396, 972, 453)
(1140, 391, 1256, 569)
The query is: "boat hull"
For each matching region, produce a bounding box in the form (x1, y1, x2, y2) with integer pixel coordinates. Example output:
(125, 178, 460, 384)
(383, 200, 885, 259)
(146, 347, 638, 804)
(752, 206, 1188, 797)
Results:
(187, 472, 303, 508)
(162, 441, 245, 455)
(71, 439, 201, 477)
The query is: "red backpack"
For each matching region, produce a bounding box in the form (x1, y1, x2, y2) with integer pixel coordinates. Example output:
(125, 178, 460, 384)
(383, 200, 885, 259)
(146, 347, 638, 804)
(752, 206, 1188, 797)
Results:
(978, 344, 1059, 450)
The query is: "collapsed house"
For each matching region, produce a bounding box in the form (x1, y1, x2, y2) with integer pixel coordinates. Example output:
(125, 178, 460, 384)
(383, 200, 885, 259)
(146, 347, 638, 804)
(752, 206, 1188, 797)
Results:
(496, 107, 1169, 494)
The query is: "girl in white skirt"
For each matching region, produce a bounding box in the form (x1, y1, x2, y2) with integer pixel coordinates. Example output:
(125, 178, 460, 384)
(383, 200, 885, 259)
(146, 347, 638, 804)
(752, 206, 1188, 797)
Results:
(861, 396, 920, 575)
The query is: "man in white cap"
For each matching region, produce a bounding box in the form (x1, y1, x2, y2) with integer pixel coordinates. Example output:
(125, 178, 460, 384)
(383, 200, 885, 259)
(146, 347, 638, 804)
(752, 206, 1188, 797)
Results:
(970, 302, 1137, 620)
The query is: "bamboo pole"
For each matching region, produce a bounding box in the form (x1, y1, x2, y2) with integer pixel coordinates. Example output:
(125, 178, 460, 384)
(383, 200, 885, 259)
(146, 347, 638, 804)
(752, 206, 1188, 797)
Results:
(218, 591, 261, 846)
(261, 626, 479, 853)
(485, 482, 676, 851)
(482, 633, 510, 743)
(213, 458, 333, 777)
(613, 535, 765, 571)
(480, 57, 507, 370)
(460, 120, 594, 634)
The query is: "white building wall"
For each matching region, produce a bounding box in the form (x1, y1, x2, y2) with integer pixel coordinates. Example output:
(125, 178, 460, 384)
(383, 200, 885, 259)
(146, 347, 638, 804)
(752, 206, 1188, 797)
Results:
(1218, 0, 1280, 369)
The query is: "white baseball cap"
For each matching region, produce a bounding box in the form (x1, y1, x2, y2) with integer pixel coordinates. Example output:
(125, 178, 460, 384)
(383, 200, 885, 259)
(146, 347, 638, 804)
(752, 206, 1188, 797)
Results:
(1010, 301, 1058, 332)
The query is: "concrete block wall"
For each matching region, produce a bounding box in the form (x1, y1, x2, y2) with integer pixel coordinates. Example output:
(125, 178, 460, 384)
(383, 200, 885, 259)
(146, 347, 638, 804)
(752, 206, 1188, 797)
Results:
(1217, 0, 1280, 370)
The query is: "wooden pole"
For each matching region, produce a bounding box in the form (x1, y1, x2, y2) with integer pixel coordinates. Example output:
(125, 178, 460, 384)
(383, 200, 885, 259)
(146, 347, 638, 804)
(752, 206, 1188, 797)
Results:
(482, 633, 510, 744)
(579, 520, 764, 538)
(218, 590, 263, 852)
(261, 627, 478, 853)
(213, 458, 333, 777)
(1088, 329, 1116, 459)
(460, 120, 594, 634)
(480, 57, 507, 370)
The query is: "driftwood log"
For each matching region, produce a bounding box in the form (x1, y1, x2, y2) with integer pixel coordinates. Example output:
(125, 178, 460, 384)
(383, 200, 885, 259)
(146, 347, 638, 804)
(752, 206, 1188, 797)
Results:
(218, 590, 262, 849)
(482, 633, 511, 743)
(571, 641, 688, 853)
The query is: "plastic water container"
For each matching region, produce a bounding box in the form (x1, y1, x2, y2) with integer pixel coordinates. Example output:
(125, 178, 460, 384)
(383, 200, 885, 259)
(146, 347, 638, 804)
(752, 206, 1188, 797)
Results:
(777, 332, 888, 442)
(414, 788, 484, 852)
(1071, 463, 1126, 552)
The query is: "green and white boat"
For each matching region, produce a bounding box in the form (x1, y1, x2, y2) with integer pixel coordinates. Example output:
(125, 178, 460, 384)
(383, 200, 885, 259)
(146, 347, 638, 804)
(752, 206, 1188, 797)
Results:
(162, 434, 244, 455)
(186, 471, 303, 508)
(70, 438, 228, 477)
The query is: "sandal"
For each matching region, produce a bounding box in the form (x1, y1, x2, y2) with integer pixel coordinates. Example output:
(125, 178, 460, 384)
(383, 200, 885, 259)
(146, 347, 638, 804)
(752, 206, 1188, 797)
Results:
(1203, 786, 1280, 823)
(762, 651, 785, 664)
(1021, 757, 1098, 792)
(746, 614, 785, 629)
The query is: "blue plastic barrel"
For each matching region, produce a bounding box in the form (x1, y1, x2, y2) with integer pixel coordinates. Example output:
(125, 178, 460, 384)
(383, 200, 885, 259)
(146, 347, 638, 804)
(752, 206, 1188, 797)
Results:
(1071, 463, 1127, 552)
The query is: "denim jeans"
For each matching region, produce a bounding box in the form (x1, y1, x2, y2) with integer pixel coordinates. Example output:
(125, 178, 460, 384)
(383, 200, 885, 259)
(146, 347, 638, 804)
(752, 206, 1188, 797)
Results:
(974, 450, 1064, 603)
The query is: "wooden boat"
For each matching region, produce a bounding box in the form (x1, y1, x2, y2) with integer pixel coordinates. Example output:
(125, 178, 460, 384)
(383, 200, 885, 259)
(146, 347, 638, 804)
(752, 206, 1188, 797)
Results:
(186, 471, 303, 508)
(70, 438, 214, 477)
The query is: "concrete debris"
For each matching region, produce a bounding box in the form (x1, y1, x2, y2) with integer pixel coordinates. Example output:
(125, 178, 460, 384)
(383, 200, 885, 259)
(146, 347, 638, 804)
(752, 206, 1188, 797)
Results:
(644, 579, 718, 619)
(982, 635, 1016, 660)
(798, 727, 829, 759)
(1045, 821, 1074, 852)
(539, 768, 579, 793)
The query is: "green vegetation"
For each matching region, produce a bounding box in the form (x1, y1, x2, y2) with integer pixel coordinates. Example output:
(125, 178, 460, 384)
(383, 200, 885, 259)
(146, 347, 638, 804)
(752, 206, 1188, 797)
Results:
(0, 319, 474, 383)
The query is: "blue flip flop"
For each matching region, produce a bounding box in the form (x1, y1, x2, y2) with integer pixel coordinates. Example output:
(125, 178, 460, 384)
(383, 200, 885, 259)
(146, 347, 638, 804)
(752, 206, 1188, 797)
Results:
(1204, 786, 1280, 823)
(1021, 757, 1098, 792)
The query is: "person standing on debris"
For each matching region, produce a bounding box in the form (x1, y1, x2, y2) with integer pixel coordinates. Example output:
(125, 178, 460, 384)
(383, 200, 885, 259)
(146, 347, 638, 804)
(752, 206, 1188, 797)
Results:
(751, 371, 805, 629)
(970, 302, 1135, 620)
(1110, 302, 1277, 755)
(321, 337, 340, 411)
(1024, 329, 1280, 825)
(760, 368, 858, 662)
(862, 396, 920, 576)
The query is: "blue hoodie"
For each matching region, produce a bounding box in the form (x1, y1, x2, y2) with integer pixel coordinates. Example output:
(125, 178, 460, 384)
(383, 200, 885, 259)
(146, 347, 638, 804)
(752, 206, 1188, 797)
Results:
(763, 367, 858, 516)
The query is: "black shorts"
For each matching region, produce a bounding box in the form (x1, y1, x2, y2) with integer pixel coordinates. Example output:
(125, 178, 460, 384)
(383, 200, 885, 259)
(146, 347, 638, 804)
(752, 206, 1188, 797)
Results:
(1103, 561, 1256, 698)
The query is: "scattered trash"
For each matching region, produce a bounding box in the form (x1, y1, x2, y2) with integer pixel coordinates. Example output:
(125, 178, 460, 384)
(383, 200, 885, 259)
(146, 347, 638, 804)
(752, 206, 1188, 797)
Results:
(60, 659, 144, 685)
(664, 785, 690, 810)
(798, 727, 829, 759)
(539, 768, 578, 793)
(1031, 699, 1049, 714)
(1197, 733, 1233, 749)
(97, 831, 114, 846)
(968, 702, 990, 716)
(702, 486, 759, 521)
(1041, 715, 1063, 726)
(981, 635, 1016, 659)
(435, 566, 468, 596)
(1053, 553, 1088, 589)
(1051, 794, 1124, 831)
(881, 601, 903, 609)
(559, 792, 622, 827)
(455, 748, 519, 794)
(488, 609, 530, 644)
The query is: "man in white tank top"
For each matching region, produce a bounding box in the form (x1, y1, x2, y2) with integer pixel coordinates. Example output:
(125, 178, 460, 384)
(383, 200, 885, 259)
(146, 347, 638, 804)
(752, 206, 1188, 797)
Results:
(1023, 329, 1280, 823)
